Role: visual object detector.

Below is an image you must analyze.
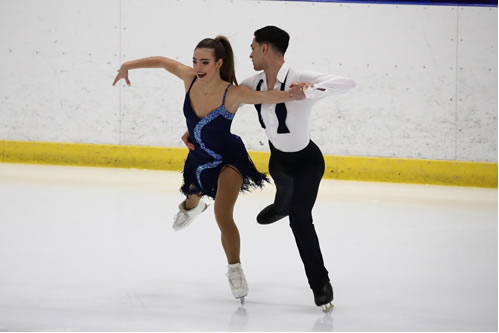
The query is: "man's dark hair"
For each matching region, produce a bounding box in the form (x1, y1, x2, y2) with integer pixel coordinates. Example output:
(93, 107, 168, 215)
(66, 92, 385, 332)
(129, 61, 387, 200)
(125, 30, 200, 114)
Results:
(254, 26, 290, 55)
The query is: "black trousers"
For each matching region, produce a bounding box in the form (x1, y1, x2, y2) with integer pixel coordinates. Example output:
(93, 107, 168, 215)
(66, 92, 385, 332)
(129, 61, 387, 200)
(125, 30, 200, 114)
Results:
(268, 140, 330, 291)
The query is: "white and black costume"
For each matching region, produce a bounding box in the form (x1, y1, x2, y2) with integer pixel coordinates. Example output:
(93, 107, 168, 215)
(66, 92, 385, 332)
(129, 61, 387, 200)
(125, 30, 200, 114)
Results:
(241, 63, 355, 293)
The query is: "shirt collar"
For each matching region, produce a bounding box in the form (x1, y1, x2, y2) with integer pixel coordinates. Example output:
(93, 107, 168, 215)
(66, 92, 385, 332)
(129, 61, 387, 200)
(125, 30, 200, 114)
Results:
(277, 62, 290, 84)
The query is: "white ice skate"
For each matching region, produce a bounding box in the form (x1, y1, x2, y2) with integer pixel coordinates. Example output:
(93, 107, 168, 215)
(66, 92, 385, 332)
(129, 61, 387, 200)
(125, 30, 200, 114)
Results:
(172, 199, 208, 231)
(227, 263, 248, 305)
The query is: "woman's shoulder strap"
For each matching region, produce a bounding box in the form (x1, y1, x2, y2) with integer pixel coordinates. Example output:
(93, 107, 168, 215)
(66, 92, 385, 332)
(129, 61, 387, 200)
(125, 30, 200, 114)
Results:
(221, 83, 232, 105)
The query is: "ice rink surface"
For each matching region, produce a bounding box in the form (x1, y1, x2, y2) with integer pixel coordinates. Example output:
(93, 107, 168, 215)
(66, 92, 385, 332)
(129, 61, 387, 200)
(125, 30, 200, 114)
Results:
(0, 163, 497, 332)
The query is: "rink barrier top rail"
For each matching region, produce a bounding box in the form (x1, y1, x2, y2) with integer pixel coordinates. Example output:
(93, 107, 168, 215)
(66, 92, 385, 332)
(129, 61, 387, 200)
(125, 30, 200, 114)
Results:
(0, 140, 497, 188)
(276, 0, 498, 7)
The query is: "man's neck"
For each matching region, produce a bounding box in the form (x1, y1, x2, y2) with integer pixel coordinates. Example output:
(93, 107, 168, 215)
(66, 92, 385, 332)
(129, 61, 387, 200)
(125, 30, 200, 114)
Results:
(264, 58, 285, 90)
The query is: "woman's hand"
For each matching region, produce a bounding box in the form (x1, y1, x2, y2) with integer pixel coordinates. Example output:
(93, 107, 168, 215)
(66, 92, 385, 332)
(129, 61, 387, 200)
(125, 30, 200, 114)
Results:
(112, 65, 131, 86)
(181, 131, 195, 150)
(289, 82, 314, 100)
(289, 82, 314, 101)
(290, 82, 314, 90)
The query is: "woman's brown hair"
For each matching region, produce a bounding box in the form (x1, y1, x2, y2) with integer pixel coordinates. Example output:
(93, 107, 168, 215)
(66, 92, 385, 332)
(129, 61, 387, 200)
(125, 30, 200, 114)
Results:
(196, 35, 238, 85)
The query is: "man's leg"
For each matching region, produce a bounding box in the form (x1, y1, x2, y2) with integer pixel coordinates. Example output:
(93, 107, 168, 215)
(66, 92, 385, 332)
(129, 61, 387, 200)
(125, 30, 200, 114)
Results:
(257, 150, 294, 225)
(287, 142, 330, 294)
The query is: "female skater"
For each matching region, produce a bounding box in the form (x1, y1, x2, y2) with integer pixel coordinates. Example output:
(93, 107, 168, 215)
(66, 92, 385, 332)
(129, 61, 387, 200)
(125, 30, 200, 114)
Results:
(112, 36, 301, 303)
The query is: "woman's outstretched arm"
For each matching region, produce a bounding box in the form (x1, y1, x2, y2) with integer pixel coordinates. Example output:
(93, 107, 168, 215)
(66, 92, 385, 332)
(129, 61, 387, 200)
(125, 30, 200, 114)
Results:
(231, 84, 304, 106)
(112, 56, 195, 87)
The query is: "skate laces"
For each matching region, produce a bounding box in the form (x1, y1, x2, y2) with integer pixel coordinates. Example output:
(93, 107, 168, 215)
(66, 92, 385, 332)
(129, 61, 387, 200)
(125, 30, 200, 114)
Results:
(173, 210, 190, 228)
(227, 266, 245, 288)
(172, 200, 208, 231)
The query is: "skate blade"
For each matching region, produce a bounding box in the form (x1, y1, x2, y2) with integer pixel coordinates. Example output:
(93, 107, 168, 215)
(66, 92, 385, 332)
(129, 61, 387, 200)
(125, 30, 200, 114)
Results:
(237, 297, 245, 306)
(321, 303, 334, 313)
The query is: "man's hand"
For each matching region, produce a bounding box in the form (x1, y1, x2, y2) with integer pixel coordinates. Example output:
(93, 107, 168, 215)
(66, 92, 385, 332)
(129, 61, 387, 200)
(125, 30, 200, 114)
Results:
(182, 131, 195, 150)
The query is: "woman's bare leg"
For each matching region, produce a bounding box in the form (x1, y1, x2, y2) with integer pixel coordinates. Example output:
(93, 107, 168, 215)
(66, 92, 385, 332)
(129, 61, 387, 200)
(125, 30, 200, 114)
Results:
(214, 166, 243, 264)
(184, 194, 201, 210)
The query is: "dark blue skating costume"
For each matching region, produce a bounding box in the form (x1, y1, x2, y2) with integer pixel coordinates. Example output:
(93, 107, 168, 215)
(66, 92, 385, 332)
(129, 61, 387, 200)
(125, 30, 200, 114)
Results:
(181, 78, 268, 199)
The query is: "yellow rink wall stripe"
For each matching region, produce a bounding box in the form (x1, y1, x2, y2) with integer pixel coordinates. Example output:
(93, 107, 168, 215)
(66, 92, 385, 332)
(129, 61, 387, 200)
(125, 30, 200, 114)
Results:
(0, 140, 497, 188)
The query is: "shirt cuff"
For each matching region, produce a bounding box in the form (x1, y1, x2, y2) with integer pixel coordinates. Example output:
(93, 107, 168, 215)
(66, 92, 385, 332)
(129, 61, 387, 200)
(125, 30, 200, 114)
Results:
(303, 86, 326, 99)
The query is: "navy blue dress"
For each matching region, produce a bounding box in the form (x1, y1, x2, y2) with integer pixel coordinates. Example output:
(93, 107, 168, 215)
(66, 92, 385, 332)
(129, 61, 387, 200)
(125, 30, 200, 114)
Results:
(181, 78, 268, 200)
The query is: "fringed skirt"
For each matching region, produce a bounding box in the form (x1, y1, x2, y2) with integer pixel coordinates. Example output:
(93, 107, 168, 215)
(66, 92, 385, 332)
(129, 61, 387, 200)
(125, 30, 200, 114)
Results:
(180, 141, 269, 200)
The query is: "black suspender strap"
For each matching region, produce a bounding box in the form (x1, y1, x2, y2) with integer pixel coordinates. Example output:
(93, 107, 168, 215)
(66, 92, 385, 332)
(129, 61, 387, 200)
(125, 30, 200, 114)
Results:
(255, 80, 266, 129)
(254, 74, 291, 133)
(275, 75, 290, 134)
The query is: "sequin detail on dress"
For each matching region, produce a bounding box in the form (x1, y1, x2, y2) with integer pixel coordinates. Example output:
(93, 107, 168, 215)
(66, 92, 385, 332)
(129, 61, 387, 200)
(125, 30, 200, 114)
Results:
(181, 77, 269, 199)
(193, 105, 234, 190)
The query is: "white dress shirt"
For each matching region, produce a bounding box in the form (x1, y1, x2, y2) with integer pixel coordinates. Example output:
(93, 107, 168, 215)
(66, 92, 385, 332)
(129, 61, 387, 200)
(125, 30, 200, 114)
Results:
(240, 62, 355, 152)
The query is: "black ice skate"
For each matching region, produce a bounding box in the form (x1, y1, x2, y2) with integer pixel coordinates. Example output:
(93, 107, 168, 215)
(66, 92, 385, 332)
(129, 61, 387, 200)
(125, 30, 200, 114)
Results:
(256, 204, 288, 225)
(313, 281, 334, 313)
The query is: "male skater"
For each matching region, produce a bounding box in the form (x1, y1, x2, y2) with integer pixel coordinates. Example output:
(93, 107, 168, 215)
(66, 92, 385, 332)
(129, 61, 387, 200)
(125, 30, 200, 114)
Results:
(241, 26, 354, 310)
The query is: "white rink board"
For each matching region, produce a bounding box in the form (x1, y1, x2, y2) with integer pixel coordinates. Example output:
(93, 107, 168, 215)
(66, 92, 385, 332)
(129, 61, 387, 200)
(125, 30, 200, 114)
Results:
(455, 6, 498, 161)
(0, 0, 497, 162)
